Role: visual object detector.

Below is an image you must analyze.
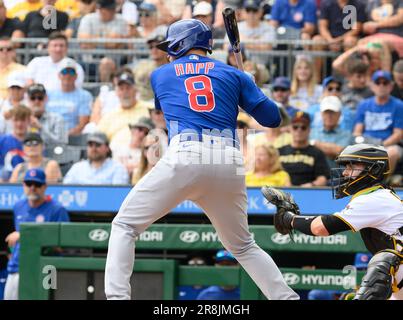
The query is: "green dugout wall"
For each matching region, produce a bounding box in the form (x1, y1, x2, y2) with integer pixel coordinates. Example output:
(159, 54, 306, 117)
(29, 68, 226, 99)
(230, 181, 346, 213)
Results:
(19, 223, 367, 300)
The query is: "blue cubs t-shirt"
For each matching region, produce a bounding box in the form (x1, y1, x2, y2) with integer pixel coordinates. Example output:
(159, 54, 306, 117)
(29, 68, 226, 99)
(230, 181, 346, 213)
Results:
(270, 0, 317, 29)
(7, 198, 69, 274)
(355, 96, 403, 141)
(196, 286, 240, 300)
(151, 54, 272, 141)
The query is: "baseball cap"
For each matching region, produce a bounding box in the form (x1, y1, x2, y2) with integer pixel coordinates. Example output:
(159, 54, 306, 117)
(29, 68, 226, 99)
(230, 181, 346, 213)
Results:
(146, 30, 166, 44)
(371, 70, 392, 83)
(117, 73, 135, 85)
(292, 111, 310, 125)
(58, 58, 77, 73)
(322, 76, 343, 88)
(7, 73, 25, 88)
(193, 1, 213, 16)
(139, 2, 157, 12)
(87, 132, 109, 145)
(215, 250, 236, 263)
(27, 83, 46, 97)
(129, 117, 154, 131)
(23, 132, 43, 144)
(24, 168, 46, 185)
(320, 96, 342, 113)
(97, 0, 116, 9)
(272, 76, 291, 90)
(243, 0, 260, 10)
(354, 253, 372, 269)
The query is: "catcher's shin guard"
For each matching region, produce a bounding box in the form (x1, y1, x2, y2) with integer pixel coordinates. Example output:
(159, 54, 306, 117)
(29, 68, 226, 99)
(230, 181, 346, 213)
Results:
(354, 250, 402, 300)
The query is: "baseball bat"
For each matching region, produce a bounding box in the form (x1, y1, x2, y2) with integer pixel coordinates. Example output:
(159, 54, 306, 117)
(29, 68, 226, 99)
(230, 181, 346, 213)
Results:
(222, 7, 244, 71)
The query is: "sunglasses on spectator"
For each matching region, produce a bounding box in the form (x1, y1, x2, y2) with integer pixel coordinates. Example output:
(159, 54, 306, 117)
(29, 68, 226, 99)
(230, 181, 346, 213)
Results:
(273, 87, 289, 92)
(30, 95, 44, 101)
(24, 140, 41, 147)
(375, 80, 390, 86)
(292, 124, 308, 131)
(245, 8, 258, 13)
(88, 141, 102, 148)
(326, 86, 341, 92)
(139, 12, 151, 17)
(24, 181, 44, 188)
(61, 68, 76, 76)
(0, 46, 14, 52)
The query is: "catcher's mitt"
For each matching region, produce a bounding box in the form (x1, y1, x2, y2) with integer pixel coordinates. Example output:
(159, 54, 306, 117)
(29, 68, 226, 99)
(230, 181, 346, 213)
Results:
(261, 186, 301, 236)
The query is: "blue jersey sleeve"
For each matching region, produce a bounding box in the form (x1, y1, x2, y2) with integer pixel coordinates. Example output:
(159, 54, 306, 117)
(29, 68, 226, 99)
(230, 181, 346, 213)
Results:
(150, 70, 162, 110)
(52, 205, 70, 222)
(238, 71, 268, 113)
(270, 0, 282, 22)
(394, 99, 403, 129)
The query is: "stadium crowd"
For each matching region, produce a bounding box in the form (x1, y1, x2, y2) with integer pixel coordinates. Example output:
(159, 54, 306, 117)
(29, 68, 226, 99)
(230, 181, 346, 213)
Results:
(0, 0, 402, 188)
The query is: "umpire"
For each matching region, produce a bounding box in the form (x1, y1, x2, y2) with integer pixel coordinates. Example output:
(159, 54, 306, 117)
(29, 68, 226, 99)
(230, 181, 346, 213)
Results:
(4, 168, 69, 300)
(263, 143, 403, 300)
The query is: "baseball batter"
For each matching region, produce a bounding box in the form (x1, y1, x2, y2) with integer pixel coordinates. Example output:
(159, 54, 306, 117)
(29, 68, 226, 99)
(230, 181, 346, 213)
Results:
(105, 19, 299, 300)
(264, 144, 403, 300)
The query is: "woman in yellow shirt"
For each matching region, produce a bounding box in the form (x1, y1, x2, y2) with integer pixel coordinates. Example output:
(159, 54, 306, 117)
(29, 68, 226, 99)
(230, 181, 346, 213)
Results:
(245, 144, 291, 187)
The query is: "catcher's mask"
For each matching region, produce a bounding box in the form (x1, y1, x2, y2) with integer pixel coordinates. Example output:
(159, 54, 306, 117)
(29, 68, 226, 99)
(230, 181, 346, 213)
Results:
(331, 144, 390, 199)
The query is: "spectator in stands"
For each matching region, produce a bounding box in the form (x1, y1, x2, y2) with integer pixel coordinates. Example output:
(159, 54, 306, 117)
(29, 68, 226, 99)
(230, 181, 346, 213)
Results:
(135, 2, 167, 39)
(232, 0, 275, 65)
(131, 32, 169, 102)
(65, 0, 97, 39)
(279, 111, 330, 187)
(332, 41, 393, 77)
(0, 37, 25, 100)
(131, 131, 164, 185)
(243, 60, 270, 94)
(115, 0, 138, 36)
(289, 55, 322, 111)
(97, 72, 150, 142)
(26, 83, 68, 146)
(77, 0, 129, 82)
(307, 76, 354, 131)
(111, 116, 154, 178)
(148, 106, 167, 132)
(22, 0, 69, 38)
(78, 0, 129, 47)
(4, 168, 69, 300)
(341, 59, 374, 112)
(147, 0, 187, 25)
(391, 59, 403, 100)
(309, 96, 354, 168)
(9, 132, 62, 183)
(270, 76, 299, 119)
(0, 106, 30, 182)
(64, 131, 129, 185)
(7, 0, 42, 21)
(245, 143, 291, 187)
(353, 70, 403, 174)
(0, 72, 27, 134)
(178, 254, 208, 300)
(46, 59, 92, 137)
(26, 32, 85, 91)
(314, 0, 366, 52)
(192, 1, 226, 40)
(55, 0, 80, 19)
(269, 0, 317, 41)
(196, 250, 240, 300)
(0, 0, 24, 39)
(362, 0, 403, 58)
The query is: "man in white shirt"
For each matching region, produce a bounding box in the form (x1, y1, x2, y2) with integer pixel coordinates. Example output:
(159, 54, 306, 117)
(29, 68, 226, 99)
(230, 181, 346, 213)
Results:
(26, 32, 85, 91)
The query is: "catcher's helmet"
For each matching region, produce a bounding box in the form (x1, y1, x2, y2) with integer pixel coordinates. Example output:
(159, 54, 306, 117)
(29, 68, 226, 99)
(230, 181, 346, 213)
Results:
(156, 19, 213, 58)
(331, 144, 390, 199)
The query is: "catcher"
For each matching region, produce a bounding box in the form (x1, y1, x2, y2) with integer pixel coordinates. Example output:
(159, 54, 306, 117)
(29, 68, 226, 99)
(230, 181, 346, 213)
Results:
(262, 143, 403, 300)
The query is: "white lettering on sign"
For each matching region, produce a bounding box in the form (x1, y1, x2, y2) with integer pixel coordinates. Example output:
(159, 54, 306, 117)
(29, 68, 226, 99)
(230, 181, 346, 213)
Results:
(138, 231, 163, 242)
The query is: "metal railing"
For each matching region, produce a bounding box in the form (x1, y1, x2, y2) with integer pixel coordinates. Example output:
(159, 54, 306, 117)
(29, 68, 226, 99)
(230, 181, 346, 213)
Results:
(13, 38, 339, 89)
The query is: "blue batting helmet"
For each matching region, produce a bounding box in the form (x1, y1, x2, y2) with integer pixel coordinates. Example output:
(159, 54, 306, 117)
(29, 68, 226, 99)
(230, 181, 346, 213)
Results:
(156, 19, 213, 58)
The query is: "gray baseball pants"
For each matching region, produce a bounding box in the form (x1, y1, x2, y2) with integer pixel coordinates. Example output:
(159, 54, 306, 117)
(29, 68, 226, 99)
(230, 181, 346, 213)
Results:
(105, 134, 299, 300)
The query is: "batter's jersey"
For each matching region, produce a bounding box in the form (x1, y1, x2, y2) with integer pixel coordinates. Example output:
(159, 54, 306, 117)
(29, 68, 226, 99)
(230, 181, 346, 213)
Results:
(150, 54, 269, 140)
(7, 197, 70, 274)
(334, 186, 403, 254)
